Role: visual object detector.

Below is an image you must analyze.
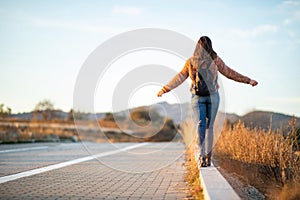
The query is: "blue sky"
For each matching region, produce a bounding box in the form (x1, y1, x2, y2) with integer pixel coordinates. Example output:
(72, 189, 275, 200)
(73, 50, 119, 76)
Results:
(0, 0, 299, 116)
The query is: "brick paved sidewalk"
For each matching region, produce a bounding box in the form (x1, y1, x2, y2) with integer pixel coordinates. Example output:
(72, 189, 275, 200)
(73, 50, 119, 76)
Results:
(0, 142, 187, 200)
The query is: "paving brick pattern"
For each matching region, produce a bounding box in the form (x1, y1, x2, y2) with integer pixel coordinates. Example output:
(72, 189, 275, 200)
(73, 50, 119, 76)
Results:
(0, 143, 187, 200)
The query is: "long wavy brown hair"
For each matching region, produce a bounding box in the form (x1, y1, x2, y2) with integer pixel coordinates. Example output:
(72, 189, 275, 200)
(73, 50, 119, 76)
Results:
(194, 36, 217, 59)
(192, 36, 217, 70)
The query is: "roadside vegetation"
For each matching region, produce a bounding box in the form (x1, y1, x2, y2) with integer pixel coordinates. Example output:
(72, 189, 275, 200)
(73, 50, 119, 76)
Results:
(214, 118, 300, 199)
(181, 121, 203, 200)
(180, 114, 300, 199)
(0, 101, 179, 143)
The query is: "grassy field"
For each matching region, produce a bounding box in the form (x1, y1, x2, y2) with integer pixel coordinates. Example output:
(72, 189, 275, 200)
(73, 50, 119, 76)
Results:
(180, 115, 300, 199)
(214, 118, 300, 199)
(0, 115, 180, 143)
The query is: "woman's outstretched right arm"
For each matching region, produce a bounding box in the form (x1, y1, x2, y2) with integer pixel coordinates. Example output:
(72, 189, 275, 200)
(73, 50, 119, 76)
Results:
(157, 60, 190, 97)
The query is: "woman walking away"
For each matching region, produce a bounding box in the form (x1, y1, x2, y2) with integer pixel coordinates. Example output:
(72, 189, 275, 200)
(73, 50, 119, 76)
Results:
(157, 36, 258, 167)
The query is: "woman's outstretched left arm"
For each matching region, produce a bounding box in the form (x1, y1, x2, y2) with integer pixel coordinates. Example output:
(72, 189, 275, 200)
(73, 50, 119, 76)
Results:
(215, 56, 258, 86)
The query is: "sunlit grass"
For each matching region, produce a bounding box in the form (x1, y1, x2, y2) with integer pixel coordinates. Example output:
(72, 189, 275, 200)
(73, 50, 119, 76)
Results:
(180, 121, 203, 200)
(214, 118, 300, 198)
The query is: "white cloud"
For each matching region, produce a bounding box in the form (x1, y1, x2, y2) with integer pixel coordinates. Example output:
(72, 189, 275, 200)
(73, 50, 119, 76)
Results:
(231, 24, 278, 38)
(280, 0, 300, 25)
(282, 0, 300, 6)
(31, 18, 122, 34)
(252, 25, 278, 35)
(284, 18, 292, 25)
(112, 5, 142, 16)
(283, 10, 300, 26)
(0, 7, 123, 34)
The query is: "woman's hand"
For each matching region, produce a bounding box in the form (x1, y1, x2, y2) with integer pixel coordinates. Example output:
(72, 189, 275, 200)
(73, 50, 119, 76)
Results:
(249, 79, 258, 87)
(157, 90, 164, 97)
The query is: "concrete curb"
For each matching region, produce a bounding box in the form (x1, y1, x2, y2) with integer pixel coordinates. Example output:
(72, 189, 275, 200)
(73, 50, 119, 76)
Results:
(196, 157, 241, 200)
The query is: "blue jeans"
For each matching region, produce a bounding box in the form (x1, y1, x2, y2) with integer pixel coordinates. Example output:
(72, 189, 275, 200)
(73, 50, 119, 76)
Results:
(191, 92, 220, 157)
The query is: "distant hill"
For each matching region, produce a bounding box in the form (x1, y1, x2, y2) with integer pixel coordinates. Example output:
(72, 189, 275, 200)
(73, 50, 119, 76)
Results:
(113, 102, 300, 131)
(238, 111, 299, 130)
(7, 102, 300, 131)
(147, 103, 300, 131)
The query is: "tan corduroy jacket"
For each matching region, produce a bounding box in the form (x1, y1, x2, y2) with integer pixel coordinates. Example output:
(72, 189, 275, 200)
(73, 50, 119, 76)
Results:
(161, 56, 251, 94)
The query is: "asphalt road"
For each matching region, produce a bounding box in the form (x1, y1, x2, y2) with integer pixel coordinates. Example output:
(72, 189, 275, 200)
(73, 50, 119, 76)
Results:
(0, 142, 187, 199)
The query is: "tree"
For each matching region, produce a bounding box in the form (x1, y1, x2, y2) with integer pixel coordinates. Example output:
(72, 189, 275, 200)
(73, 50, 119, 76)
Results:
(68, 109, 74, 121)
(0, 103, 4, 114)
(33, 99, 55, 121)
(0, 103, 12, 119)
(130, 107, 151, 123)
(104, 112, 115, 121)
(130, 107, 164, 126)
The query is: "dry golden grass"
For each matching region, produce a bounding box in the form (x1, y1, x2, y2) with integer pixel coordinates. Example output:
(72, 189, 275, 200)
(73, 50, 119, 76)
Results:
(215, 120, 300, 183)
(98, 119, 119, 129)
(279, 181, 300, 200)
(179, 121, 203, 200)
(0, 122, 77, 142)
(185, 147, 204, 200)
(214, 118, 300, 197)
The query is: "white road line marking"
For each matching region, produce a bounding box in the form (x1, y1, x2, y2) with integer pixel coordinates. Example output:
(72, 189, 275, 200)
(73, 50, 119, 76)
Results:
(0, 146, 49, 154)
(0, 143, 148, 184)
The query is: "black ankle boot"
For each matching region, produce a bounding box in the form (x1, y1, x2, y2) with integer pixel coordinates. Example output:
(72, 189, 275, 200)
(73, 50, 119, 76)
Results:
(206, 156, 211, 167)
(199, 156, 207, 167)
